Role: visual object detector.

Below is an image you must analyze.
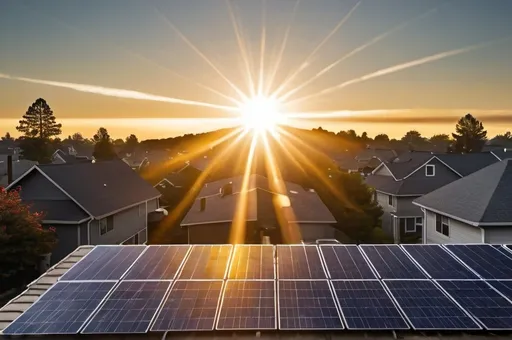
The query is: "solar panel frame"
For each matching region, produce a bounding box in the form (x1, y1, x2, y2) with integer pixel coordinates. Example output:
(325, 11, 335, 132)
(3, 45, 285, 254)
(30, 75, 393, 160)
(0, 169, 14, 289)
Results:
(216, 280, 277, 330)
(319, 245, 378, 279)
(330, 279, 410, 330)
(177, 244, 233, 280)
(383, 279, 482, 330)
(2, 281, 117, 335)
(81, 280, 172, 334)
(227, 244, 276, 280)
(487, 280, 512, 301)
(400, 244, 480, 280)
(276, 244, 328, 280)
(59, 245, 147, 281)
(123, 245, 191, 280)
(150, 280, 225, 332)
(277, 279, 344, 330)
(494, 245, 512, 259)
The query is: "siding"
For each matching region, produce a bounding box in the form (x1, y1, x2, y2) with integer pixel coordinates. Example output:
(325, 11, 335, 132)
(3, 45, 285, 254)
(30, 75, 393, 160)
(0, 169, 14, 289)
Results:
(406, 158, 460, 190)
(89, 204, 147, 245)
(299, 223, 335, 242)
(44, 224, 78, 264)
(374, 165, 393, 177)
(376, 192, 395, 239)
(188, 222, 231, 244)
(18, 171, 68, 200)
(79, 221, 90, 245)
(484, 227, 512, 244)
(425, 210, 482, 244)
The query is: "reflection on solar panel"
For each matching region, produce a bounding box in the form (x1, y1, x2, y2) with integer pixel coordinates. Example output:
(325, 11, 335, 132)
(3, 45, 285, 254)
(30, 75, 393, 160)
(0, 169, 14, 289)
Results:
(320, 245, 376, 279)
(445, 244, 512, 279)
(331, 280, 409, 330)
(60, 246, 145, 281)
(151, 281, 223, 331)
(360, 245, 426, 279)
(494, 245, 512, 259)
(2, 281, 115, 335)
(81, 281, 170, 334)
(437, 280, 512, 330)
(383, 280, 481, 330)
(124, 245, 190, 280)
(278, 280, 343, 330)
(217, 280, 276, 330)
(488, 281, 512, 300)
(277, 245, 326, 279)
(228, 245, 275, 279)
(178, 245, 232, 279)
(402, 245, 478, 280)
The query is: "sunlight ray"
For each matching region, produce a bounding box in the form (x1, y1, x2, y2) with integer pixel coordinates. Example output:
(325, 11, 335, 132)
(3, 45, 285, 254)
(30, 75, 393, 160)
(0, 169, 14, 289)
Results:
(225, 0, 257, 98)
(257, 0, 267, 96)
(289, 38, 507, 106)
(265, 0, 300, 96)
(278, 5, 441, 102)
(154, 6, 249, 101)
(0, 73, 240, 112)
(271, 1, 361, 99)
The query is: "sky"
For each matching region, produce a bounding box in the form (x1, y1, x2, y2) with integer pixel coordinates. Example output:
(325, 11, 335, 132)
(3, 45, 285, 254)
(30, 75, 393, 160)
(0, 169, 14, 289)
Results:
(1, 0, 511, 140)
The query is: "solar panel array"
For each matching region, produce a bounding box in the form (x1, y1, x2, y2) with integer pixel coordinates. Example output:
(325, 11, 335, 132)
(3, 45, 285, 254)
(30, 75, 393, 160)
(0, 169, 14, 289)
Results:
(3, 243, 512, 335)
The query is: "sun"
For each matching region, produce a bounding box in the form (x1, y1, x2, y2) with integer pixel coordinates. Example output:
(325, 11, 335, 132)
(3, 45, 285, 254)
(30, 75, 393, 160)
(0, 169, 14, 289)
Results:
(239, 95, 286, 133)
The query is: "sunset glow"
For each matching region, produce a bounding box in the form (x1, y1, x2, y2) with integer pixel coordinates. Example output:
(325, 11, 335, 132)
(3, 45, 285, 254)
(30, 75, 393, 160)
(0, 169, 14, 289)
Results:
(239, 96, 285, 133)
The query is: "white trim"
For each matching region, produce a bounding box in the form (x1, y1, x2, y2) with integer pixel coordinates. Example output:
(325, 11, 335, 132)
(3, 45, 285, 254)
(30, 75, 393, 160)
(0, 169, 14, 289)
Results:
(435, 213, 450, 237)
(145, 200, 148, 244)
(120, 230, 145, 245)
(491, 151, 502, 161)
(371, 162, 399, 181)
(403, 218, 417, 233)
(425, 164, 435, 177)
(481, 227, 485, 243)
(181, 218, 258, 227)
(413, 203, 512, 227)
(41, 217, 91, 225)
(154, 178, 176, 188)
(94, 196, 161, 220)
(374, 189, 420, 197)
(53, 153, 66, 164)
(87, 219, 92, 245)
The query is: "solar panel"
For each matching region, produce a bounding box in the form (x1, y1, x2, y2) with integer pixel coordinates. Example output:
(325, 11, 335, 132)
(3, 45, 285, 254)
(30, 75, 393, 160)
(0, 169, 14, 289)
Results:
(151, 280, 223, 331)
(60, 245, 146, 281)
(278, 280, 343, 330)
(2, 281, 115, 335)
(217, 280, 276, 330)
(436, 280, 512, 330)
(488, 280, 512, 300)
(228, 245, 275, 279)
(383, 280, 481, 330)
(123, 245, 190, 280)
(494, 245, 512, 259)
(331, 280, 409, 330)
(81, 280, 170, 334)
(320, 245, 376, 279)
(277, 245, 327, 279)
(359, 245, 426, 279)
(178, 245, 232, 280)
(401, 245, 479, 280)
(444, 244, 512, 280)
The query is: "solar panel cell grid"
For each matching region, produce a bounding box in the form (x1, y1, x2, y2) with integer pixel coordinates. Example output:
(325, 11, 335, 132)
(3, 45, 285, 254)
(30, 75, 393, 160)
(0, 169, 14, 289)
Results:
(81, 281, 171, 334)
(178, 245, 232, 280)
(60, 246, 146, 281)
(384, 280, 481, 330)
(228, 245, 275, 279)
(124, 245, 190, 280)
(278, 280, 343, 330)
(320, 245, 376, 279)
(402, 245, 479, 280)
(360, 245, 427, 279)
(331, 280, 409, 330)
(217, 280, 276, 330)
(2, 281, 115, 335)
(277, 245, 327, 279)
(436, 280, 512, 330)
(488, 281, 512, 300)
(151, 280, 223, 331)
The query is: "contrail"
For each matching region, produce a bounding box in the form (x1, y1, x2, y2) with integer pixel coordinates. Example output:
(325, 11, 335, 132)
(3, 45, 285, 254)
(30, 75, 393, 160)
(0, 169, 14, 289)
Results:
(272, 1, 361, 98)
(290, 38, 508, 106)
(288, 114, 512, 124)
(0, 73, 239, 112)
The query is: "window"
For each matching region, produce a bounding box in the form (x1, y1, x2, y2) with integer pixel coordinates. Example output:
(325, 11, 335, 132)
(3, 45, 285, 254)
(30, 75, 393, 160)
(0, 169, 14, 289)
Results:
(436, 214, 450, 237)
(426, 164, 435, 177)
(99, 217, 114, 236)
(388, 195, 393, 206)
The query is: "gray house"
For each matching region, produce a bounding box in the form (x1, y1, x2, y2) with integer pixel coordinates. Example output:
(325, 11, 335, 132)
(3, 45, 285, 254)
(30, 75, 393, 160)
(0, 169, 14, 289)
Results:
(414, 159, 512, 244)
(7, 159, 161, 264)
(366, 151, 500, 243)
(181, 174, 337, 244)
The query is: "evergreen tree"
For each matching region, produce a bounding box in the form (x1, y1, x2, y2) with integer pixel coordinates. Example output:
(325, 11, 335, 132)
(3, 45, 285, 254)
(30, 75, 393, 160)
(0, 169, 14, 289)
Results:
(93, 127, 117, 161)
(374, 134, 389, 143)
(1, 132, 14, 141)
(16, 98, 62, 139)
(124, 134, 139, 154)
(450, 113, 487, 153)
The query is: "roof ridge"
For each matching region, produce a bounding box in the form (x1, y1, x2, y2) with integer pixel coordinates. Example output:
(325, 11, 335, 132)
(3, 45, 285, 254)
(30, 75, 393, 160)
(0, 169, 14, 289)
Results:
(479, 160, 512, 222)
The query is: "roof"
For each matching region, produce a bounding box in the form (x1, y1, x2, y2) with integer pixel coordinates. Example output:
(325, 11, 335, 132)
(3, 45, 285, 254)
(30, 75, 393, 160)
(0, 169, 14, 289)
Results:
(383, 151, 434, 179)
(492, 149, 512, 161)
(356, 148, 397, 162)
(436, 152, 500, 176)
(27, 200, 90, 222)
(414, 159, 512, 226)
(181, 174, 336, 226)
(9, 160, 161, 218)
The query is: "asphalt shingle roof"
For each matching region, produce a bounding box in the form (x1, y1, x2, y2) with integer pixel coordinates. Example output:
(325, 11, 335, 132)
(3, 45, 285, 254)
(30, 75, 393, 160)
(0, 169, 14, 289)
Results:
(36, 160, 160, 218)
(436, 152, 500, 176)
(414, 159, 512, 225)
(492, 149, 512, 161)
(384, 152, 433, 179)
(27, 200, 90, 221)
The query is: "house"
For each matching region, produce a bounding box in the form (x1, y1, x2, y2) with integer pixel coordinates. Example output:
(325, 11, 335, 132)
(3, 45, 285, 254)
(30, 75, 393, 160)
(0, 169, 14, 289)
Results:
(366, 151, 500, 243)
(0, 158, 37, 187)
(332, 148, 397, 173)
(51, 145, 92, 164)
(154, 161, 203, 207)
(414, 159, 512, 244)
(6, 159, 161, 264)
(181, 174, 337, 244)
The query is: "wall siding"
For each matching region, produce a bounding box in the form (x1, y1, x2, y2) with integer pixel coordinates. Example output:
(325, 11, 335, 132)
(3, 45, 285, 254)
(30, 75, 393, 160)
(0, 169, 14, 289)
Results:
(425, 210, 482, 244)
(376, 192, 395, 239)
(18, 171, 68, 200)
(373, 165, 393, 177)
(188, 222, 231, 244)
(406, 158, 460, 191)
(299, 223, 336, 242)
(484, 227, 512, 244)
(44, 224, 78, 264)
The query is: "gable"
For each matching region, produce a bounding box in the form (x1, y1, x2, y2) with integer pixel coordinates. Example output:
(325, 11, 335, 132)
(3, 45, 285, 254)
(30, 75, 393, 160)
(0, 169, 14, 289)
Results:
(407, 158, 460, 181)
(373, 164, 393, 177)
(17, 170, 69, 201)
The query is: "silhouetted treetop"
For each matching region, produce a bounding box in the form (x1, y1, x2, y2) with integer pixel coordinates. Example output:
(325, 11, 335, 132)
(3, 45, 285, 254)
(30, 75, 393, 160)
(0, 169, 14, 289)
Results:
(450, 113, 487, 153)
(16, 98, 61, 139)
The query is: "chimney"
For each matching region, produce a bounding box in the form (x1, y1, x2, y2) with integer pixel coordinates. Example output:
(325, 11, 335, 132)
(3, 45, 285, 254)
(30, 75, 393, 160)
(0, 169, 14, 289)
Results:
(7, 155, 13, 185)
(200, 198, 206, 212)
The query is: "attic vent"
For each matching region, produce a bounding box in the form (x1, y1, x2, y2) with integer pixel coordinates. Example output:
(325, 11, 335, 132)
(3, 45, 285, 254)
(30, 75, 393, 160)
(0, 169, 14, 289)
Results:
(220, 182, 233, 197)
(200, 198, 206, 211)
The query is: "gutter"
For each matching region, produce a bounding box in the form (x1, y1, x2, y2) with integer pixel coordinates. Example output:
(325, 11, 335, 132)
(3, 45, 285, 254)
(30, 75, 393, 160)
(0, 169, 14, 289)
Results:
(87, 218, 92, 245)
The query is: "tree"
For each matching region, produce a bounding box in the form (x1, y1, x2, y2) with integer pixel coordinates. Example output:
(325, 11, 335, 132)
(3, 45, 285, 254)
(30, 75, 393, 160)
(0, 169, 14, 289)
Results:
(401, 130, 425, 144)
(374, 134, 389, 143)
(16, 98, 61, 139)
(1, 132, 14, 141)
(93, 127, 117, 161)
(430, 134, 450, 143)
(70, 132, 85, 142)
(113, 138, 125, 147)
(18, 137, 53, 163)
(450, 113, 487, 153)
(124, 134, 139, 154)
(489, 132, 512, 147)
(0, 187, 57, 290)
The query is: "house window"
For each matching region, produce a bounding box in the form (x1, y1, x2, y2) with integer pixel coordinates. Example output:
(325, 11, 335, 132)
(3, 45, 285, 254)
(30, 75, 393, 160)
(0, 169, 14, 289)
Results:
(436, 214, 449, 237)
(400, 218, 418, 233)
(388, 195, 393, 206)
(426, 164, 435, 177)
(99, 217, 114, 235)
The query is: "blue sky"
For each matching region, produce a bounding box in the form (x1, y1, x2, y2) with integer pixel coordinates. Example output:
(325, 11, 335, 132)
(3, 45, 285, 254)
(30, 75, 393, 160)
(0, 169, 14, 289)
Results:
(1, 0, 511, 139)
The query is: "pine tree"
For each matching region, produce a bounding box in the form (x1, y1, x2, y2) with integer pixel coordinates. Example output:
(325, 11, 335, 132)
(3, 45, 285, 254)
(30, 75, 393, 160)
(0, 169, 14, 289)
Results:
(16, 98, 62, 139)
(93, 127, 117, 161)
(450, 113, 487, 153)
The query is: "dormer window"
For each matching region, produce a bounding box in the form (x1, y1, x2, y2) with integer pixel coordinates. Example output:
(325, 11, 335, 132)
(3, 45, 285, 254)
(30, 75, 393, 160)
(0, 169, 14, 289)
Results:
(425, 164, 435, 177)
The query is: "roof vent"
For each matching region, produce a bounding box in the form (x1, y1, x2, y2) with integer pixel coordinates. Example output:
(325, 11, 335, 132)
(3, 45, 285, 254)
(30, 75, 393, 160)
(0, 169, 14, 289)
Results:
(200, 197, 206, 212)
(220, 182, 233, 197)
(290, 190, 299, 194)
